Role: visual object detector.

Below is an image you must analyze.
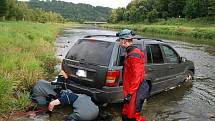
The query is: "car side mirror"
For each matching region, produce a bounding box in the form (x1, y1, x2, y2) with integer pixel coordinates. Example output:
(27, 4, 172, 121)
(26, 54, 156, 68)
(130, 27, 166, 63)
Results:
(179, 57, 187, 63)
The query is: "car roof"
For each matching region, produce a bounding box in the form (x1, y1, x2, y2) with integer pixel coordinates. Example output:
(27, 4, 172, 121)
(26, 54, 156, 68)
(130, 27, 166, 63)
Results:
(83, 35, 119, 43)
(83, 35, 164, 44)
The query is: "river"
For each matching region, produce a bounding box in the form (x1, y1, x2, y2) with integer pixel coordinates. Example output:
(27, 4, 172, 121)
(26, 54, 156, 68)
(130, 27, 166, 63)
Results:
(14, 26, 215, 121)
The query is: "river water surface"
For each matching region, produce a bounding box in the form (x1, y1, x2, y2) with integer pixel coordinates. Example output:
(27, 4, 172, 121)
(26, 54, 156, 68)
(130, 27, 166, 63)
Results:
(15, 26, 215, 121)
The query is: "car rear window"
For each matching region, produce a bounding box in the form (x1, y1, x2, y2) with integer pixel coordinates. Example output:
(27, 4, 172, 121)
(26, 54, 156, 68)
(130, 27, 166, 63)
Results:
(65, 39, 114, 66)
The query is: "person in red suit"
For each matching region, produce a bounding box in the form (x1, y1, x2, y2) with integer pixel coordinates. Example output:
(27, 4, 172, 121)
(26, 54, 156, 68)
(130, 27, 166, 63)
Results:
(117, 29, 149, 121)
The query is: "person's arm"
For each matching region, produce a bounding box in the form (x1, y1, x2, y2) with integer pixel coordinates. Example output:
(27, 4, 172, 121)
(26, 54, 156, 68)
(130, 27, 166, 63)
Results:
(48, 99, 61, 111)
(48, 91, 78, 111)
(60, 70, 68, 79)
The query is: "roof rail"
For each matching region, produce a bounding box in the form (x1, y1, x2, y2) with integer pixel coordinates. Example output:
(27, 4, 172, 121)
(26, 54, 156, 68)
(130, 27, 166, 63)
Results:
(84, 35, 164, 42)
(154, 39, 163, 42)
(132, 37, 149, 40)
(133, 36, 164, 42)
(84, 35, 116, 38)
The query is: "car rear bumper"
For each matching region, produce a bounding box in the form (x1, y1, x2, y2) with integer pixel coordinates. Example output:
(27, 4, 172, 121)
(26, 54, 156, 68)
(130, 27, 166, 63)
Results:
(65, 81, 123, 103)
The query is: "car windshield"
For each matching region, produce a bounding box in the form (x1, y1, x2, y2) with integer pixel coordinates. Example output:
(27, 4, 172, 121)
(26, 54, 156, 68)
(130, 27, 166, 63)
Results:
(66, 39, 114, 66)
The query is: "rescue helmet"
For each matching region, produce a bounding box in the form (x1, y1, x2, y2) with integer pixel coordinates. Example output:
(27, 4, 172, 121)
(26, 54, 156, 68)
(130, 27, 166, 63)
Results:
(116, 29, 135, 39)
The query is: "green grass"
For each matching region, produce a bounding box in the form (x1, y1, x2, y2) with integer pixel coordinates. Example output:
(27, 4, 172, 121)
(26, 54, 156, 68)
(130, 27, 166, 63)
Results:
(0, 21, 73, 114)
(100, 18, 215, 47)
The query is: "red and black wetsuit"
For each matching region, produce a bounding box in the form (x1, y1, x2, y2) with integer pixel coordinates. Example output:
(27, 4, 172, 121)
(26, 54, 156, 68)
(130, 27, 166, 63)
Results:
(122, 45, 149, 121)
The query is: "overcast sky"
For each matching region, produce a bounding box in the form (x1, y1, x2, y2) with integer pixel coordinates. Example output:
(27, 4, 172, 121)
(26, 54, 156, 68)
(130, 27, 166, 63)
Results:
(59, 0, 132, 8)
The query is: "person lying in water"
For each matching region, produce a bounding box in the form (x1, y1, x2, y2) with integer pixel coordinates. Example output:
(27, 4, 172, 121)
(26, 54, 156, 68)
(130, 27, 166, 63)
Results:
(31, 70, 99, 121)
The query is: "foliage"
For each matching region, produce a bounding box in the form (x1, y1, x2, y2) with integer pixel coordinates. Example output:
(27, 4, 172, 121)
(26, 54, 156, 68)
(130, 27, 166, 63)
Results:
(0, 76, 12, 113)
(147, 9, 158, 23)
(100, 18, 215, 45)
(27, 0, 111, 22)
(108, 0, 215, 23)
(0, 21, 64, 113)
(208, 0, 215, 16)
(183, 0, 208, 18)
(0, 0, 8, 20)
(0, 0, 64, 23)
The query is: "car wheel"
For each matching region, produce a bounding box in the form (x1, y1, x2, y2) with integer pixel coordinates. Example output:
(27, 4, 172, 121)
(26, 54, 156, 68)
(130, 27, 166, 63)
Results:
(183, 70, 194, 86)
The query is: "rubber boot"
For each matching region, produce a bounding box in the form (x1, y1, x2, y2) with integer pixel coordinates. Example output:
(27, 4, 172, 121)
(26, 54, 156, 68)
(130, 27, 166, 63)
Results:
(122, 115, 136, 121)
(135, 113, 146, 121)
(122, 115, 128, 121)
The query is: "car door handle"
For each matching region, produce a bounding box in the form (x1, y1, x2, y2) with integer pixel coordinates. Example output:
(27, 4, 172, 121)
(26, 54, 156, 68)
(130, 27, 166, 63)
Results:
(169, 66, 174, 69)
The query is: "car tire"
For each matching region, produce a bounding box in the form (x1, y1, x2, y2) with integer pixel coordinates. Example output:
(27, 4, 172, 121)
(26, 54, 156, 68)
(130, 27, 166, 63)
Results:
(183, 70, 194, 86)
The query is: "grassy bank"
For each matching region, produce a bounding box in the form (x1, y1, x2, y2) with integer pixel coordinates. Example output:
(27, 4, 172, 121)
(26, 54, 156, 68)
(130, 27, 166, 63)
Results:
(0, 21, 73, 115)
(100, 18, 215, 47)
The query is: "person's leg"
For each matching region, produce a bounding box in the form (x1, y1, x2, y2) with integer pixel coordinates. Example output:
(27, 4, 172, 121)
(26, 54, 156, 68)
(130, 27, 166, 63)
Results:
(32, 80, 57, 105)
(122, 92, 138, 121)
(135, 81, 149, 121)
(122, 115, 136, 121)
(65, 113, 80, 121)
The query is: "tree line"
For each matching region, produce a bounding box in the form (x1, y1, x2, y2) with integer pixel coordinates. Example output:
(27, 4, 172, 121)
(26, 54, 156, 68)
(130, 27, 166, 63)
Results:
(108, 0, 215, 23)
(0, 0, 64, 23)
(27, 0, 111, 22)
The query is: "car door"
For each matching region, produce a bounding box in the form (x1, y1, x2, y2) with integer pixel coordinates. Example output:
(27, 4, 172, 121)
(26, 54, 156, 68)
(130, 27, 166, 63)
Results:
(161, 44, 184, 87)
(145, 44, 171, 94)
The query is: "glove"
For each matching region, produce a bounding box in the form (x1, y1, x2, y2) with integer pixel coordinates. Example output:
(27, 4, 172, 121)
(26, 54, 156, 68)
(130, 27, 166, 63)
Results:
(123, 94, 132, 104)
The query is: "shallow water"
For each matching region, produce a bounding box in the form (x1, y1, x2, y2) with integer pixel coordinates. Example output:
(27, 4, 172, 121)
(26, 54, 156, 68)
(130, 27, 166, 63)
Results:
(13, 26, 215, 121)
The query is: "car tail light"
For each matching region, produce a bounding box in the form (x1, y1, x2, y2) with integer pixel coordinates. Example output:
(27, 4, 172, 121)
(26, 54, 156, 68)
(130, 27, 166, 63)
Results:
(61, 62, 64, 71)
(105, 70, 120, 87)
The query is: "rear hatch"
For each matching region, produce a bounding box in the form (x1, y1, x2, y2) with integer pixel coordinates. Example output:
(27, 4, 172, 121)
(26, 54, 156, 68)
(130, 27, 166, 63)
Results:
(62, 39, 114, 88)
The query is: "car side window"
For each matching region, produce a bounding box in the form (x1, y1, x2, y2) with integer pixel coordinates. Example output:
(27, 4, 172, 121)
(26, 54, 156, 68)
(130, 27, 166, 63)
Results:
(117, 46, 126, 66)
(116, 44, 142, 66)
(147, 44, 164, 64)
(162, 45, 179, 63)
(146, 46, 152, 64)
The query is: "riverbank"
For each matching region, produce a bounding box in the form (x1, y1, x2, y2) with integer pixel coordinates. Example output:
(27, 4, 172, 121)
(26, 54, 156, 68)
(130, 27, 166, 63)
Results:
(0, 21, 74, 116)
(99, 19, 215, 47)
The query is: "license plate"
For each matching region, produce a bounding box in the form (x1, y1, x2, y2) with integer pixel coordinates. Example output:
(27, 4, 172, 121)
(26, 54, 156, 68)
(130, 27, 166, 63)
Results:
(76, 69, 87, 78)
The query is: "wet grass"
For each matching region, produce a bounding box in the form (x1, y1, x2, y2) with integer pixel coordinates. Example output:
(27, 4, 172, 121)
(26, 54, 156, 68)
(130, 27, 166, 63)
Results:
(99, 19, 215, 55)
(0, 21, 74, 115)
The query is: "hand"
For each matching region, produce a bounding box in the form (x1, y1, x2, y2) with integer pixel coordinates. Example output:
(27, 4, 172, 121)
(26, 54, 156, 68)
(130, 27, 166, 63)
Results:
(60, 70, 68, 79)
(48, 99, 60, 111)
(123, 94, 132, 104)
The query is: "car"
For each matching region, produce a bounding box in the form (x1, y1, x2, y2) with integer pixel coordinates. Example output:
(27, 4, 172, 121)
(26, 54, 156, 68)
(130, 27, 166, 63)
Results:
(60, 35, 195, 103)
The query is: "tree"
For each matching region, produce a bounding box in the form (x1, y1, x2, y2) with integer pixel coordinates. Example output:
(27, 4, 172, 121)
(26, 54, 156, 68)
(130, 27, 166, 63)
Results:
(156, 0, 169, 18)
(27, 0, 111, 22)
(168, 0, 186, 18)
(0, 0, 8, 20)
(6, 0, 17, 20)
(129, 6, 138, 22)
(208, 0, 215, 16)
(184, 0, 208, 18)
(116, 8, 125, 22)
(147, 9, 158, 23)
(108, 9, 118, 23)
(16, 2, 32, 21)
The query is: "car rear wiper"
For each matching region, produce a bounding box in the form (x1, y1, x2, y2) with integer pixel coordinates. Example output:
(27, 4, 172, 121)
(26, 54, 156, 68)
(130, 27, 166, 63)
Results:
(69, 55, 77, 60)
(79, 58, 85, 64)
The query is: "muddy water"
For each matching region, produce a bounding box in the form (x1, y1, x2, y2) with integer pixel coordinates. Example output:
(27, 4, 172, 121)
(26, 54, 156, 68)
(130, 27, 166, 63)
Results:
(14, 26, 215, 121)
